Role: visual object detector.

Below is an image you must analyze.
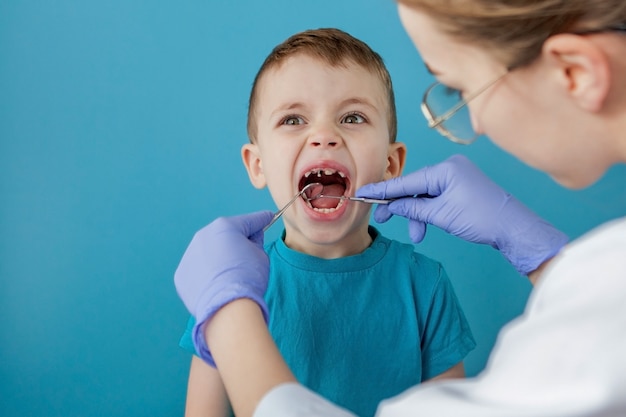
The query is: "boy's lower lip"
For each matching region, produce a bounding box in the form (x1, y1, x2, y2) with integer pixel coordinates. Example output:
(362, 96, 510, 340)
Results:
(300, 196, 349, 221)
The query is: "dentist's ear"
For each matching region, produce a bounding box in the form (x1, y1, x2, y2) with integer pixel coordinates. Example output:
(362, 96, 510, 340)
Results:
(241, 143, 267, 189)
(542, 33, 611, 112)
(384, 142, 407, 180)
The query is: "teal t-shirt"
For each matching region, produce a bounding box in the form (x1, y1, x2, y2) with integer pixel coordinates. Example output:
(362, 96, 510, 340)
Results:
(180, 227, 475, 417)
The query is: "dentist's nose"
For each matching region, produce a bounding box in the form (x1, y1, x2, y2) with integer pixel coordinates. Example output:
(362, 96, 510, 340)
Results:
(469, 111, 483, 137)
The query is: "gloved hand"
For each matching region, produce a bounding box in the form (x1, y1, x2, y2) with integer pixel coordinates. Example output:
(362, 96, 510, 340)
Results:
(356, 154, 568, 276)
(174, 210, 274, 366)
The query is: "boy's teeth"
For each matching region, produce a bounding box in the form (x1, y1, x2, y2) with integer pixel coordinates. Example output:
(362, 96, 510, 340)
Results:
(302, 167, 347, 178)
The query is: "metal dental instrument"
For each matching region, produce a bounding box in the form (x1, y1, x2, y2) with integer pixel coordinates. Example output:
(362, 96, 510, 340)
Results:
(263, 182, 321, 232)
(309, 194, 393, 205)
(307, 186, 433, 205)
(307, 184, 393, 204)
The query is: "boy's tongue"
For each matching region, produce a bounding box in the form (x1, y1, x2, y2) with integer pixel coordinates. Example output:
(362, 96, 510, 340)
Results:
(310, 183, 344, 209)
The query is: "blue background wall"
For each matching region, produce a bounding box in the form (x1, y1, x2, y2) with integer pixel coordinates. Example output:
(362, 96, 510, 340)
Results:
(1, 1, 625, 415)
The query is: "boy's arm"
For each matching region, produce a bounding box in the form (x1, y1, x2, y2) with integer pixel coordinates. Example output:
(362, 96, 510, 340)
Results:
(185, 355, 230, 417)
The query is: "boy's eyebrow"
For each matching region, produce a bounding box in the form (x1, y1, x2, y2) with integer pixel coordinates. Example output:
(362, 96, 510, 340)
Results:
(339, 97, 380, 112)
(270, 102, 307, 118)
(270, 97, 381, 117)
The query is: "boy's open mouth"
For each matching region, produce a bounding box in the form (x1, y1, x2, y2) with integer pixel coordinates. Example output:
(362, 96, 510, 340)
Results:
(298, 168, 350, 212)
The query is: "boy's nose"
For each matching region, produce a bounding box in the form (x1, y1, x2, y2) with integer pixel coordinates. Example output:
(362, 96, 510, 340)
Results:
(308, 126, 343, 148)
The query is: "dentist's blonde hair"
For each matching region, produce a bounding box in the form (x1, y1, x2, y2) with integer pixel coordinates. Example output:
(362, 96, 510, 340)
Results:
(247, 28, 397, 143)
(396, 0, 626, 69)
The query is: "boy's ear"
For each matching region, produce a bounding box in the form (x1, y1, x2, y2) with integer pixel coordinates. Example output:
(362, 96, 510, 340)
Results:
(383, 142, 407, 180)
(541, 33, 611, 112)
(241, 143, 267, 189)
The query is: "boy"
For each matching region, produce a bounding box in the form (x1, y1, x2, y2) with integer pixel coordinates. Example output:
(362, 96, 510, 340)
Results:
(179, 28, 475, 417)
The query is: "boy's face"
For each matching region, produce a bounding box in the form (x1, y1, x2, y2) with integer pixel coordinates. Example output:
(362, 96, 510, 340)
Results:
(242, 54, 405, 258)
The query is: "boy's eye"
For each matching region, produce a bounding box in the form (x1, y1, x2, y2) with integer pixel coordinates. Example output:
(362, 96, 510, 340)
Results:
(282, 115, 305, 126)
(342, 113, 365, 124)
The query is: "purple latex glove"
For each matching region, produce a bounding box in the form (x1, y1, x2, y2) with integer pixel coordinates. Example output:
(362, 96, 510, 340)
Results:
(356, 154, 568, 276)
(174, 210, 273, 366)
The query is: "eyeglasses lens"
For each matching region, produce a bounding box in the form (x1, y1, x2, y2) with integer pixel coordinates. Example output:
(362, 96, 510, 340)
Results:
(425, 83, 476, 143)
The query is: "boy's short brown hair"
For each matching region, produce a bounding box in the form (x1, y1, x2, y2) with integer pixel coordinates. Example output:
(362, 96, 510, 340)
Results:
(247, 28, 397, 143)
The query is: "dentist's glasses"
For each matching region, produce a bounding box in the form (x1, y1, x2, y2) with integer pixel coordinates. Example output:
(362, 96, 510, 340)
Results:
(420, 73, 507, 145)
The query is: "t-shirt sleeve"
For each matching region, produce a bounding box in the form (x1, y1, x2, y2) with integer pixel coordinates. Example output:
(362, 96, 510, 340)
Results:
(179, 315, 199, 355)
(420, 264, 476, 380)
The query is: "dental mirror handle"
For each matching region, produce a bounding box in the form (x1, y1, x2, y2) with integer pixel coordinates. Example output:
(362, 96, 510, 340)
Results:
(263, 183, 320, 232)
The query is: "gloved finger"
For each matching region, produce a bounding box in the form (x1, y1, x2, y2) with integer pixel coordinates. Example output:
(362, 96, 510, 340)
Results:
(373, 204, 393, 223)
(356, 169, 430, 200)
(356, 182, 386, 199)
(386, 196, 437, 224)
(229, 210, 274, 240)
(408, 219, 427, 244)
(357, 165, 445, 199)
